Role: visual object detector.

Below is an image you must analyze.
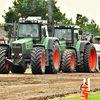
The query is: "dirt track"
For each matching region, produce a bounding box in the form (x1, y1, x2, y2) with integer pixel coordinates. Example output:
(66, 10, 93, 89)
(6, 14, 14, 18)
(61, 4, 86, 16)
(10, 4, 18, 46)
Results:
(0, 70, 100, 100)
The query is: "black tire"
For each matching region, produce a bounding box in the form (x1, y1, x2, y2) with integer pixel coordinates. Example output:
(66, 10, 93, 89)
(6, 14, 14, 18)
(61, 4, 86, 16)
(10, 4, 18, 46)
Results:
(62, 49, 76, 72)
(31, 47, 45, 74)
(11, 65, 26, 73)
(0, 47, 9, 74)
(58, 53, 63, 72)
(76, 53, 85, 72)
(45, 41, 60, 74)
(76, 44, 97, 72)
(59, 61, 62, 72)
(99, 59, 100, 70)
(84, 44, 97, 72)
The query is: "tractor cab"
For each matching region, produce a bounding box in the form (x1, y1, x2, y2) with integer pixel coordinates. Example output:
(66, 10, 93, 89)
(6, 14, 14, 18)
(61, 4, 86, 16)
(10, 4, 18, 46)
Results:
(53, 25, 82, 51)
(9, 16, 48, 69)
(17, 17, 48, 41)
(54, 25, 73, 43)
(3, 15, 61, 74)
(12, 17, 48, 56)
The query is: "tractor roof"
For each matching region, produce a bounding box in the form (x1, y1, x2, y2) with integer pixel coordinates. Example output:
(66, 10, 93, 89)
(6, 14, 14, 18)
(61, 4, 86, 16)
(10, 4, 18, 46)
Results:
(54, 25, 80, 29)
(19, 17, 47, 24)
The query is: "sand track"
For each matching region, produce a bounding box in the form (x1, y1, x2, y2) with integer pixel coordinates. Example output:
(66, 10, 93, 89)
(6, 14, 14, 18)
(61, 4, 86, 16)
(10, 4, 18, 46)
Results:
(0, 71, 100, 100)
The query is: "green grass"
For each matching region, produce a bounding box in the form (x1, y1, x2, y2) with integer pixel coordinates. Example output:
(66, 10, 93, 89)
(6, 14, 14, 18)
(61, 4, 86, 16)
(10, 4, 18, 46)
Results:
(62, 93, 100, 100)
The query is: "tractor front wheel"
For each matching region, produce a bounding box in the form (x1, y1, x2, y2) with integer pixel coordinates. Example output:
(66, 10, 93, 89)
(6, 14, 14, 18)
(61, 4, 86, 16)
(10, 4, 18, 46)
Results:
(31, 47, 45, 74)
(45, 41, 60, 74)
(62, 49, 76, 72)
(84, 44, 97, 72)
(76, 53, 85, 72)
(76, 44, 97, 72)
(0, 47, 9, 74)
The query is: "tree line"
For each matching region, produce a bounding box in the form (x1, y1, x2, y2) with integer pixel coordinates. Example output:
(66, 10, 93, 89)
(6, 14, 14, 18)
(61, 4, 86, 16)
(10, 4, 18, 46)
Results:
(2, 0, 100, 36)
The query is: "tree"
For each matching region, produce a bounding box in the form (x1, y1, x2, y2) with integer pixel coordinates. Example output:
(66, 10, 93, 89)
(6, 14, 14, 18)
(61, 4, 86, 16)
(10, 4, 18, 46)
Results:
(3, 0, 66, 23)
(76, 14, 100, 36)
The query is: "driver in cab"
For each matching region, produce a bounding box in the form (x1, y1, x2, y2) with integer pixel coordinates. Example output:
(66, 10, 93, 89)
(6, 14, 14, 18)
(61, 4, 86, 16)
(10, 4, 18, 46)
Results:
(62, 29, 71, 40)
(30, 25, 38, 37)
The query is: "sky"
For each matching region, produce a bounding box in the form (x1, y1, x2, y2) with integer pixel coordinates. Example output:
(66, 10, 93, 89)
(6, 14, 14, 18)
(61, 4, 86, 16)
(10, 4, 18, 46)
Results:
(0, 0, 100, 26)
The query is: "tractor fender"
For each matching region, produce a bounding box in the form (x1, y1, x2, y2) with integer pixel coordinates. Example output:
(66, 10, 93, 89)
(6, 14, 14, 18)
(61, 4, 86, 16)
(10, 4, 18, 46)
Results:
(0, 38, 14, 48)
(67, 46, 77, 57)
(76, 41, 90, 63)
(33, 44, 45, 48)
(0, 38, 14, 52)
(47, 37, 59, 50)
(66, 42, 90, 64)
(33, 37, 59, 50)
(79, 41, 90, 52)
(67, 46, 76, 52)
(67, 46, 78, 62)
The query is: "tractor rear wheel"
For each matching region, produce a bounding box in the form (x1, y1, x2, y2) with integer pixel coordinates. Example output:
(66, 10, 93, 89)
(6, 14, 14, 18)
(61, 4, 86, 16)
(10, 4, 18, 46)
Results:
(76, 53, 85, 72)
(0, 47, 9, 74)
(45, 41, 60, 74)
(84, 44, 97, 72)
(31, 47, 45, 74)
(62, 49, 76, 72)
(76, 44, 97, 72)
(11, 65, 26, 73)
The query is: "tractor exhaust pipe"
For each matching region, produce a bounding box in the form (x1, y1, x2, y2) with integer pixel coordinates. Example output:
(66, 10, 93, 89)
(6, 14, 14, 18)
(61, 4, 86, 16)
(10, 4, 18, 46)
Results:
(14, 21, 16, 41)
(48, 24, 52, 37)
(45, 13, 52, 37)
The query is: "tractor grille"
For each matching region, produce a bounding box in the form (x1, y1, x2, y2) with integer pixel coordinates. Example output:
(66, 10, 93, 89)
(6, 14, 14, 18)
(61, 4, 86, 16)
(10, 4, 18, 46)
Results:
(23, 43, 26, 54)
(13, 44, 22, 54)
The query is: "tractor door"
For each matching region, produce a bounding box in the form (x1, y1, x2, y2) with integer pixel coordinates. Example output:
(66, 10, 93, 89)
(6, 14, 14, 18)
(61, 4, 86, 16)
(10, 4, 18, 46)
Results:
(73, 30, 79, 46)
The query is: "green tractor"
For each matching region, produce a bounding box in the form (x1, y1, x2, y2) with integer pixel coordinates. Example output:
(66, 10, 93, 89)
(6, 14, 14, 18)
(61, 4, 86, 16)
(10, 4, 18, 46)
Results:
(0, 16, 61, 74)
(53, 25, 97, 72)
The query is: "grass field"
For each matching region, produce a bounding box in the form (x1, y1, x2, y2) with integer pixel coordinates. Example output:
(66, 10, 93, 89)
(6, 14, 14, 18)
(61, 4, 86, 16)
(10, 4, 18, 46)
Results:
(62, 93, 100, 100)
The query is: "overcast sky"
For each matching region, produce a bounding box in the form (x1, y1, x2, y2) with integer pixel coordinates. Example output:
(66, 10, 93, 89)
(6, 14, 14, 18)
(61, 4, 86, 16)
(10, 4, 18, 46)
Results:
(0, 0, 100, 26)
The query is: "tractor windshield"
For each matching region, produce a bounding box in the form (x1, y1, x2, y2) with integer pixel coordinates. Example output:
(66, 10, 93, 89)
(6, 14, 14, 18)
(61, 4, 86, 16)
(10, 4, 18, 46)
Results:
(18, 24, 39, 38)
(54, 29, 71, 40)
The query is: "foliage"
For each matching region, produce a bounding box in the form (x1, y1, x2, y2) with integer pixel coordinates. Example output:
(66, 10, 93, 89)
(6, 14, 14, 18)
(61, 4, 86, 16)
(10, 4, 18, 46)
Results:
(3, 0, 100, 37)
(76, 13, 100, 36)
(3, 0, 66, 23)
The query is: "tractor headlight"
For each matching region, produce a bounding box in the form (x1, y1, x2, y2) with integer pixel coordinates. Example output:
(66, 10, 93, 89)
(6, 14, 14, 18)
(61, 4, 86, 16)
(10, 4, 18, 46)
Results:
(19, 53, 22, 56)
(11, 53, 15, 56)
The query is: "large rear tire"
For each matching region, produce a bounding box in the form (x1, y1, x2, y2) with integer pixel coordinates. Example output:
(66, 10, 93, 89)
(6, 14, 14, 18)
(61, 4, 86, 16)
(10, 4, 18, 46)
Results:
(31, 47, 45, 74)
(76, 44, 97, 72)
(84, 44, 97, 72)
(0, 47, 9, 74)
(45, 41, 60, 74)
(62, 49, 76, 72)
(76, 53, 85, 72)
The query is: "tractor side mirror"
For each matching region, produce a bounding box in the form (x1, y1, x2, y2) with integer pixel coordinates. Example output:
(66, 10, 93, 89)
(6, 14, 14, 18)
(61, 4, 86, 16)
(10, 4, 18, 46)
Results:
(4, 25, 8, 31)
(79, 30, 82, 35)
